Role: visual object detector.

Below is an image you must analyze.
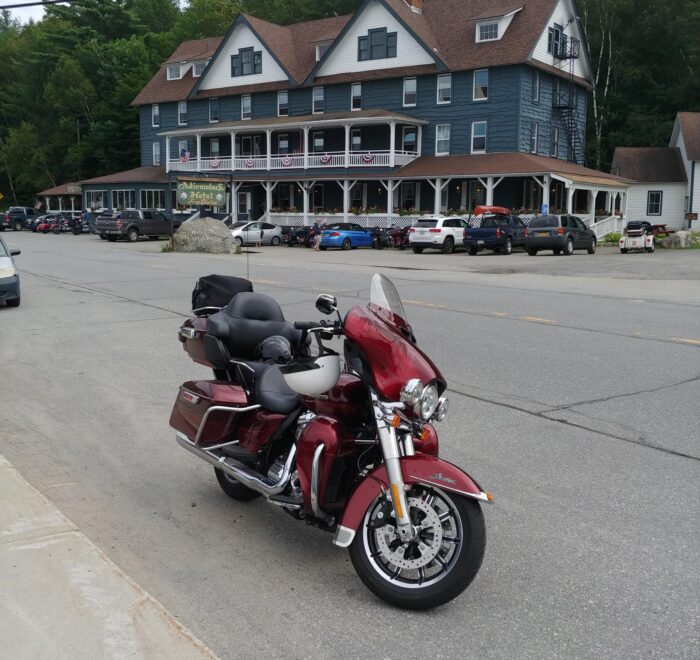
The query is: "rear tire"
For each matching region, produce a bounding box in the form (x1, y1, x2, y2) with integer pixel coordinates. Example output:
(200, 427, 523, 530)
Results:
(6, 296, 20, 307)
(214, 468, 261, 501)
(349, 486, 486, 610)
(13, 221, 22, 231)
(127, 228, 139, 242)
(527, 248, 538, 256)
(502, 238, 513, 255)
(271, 236, 281, 246)
(441, 237, 455, 254)
(412, 247, 423, 254)
(646, 244, 655, 253)
(342, 238, 351, 250)
(620, 248, 628, 254)
(467, 246, 478, 256)
(107, 236, 117, 242)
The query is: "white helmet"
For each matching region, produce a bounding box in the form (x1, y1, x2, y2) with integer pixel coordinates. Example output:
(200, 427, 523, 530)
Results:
(281, 355, 341, 396)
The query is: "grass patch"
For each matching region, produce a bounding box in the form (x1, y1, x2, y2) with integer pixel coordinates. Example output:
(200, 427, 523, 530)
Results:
(602, 232, 621, 245)
(160, 242, 173, 253)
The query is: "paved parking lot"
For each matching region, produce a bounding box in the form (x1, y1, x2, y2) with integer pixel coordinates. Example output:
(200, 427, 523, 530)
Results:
(1, 232, 698, 659)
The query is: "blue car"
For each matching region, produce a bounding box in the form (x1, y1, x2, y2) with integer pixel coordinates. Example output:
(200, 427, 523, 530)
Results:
(319, 223, 374, 250)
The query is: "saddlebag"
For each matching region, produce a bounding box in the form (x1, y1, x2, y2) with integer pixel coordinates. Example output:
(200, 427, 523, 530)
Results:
(169, 380, 250, 445)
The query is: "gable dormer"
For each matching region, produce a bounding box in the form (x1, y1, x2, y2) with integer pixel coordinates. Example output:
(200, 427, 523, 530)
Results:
(198, 19, 289, 91)
(473, 7, 523, 43)
(531, 0, 592, 82)
(316, 0, 436, 78)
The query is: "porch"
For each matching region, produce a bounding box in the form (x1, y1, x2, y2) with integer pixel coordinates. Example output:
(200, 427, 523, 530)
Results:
(160, 109, 424, 174)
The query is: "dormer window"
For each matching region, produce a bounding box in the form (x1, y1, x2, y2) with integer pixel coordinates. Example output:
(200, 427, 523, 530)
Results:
(167, 64, 181, 80)
(316, 41, 332, 61)
(193, 61, 207, 77)
(358, 28, 397, 61)
(477, 22, 499, 42)
(231, 47, 262, 77)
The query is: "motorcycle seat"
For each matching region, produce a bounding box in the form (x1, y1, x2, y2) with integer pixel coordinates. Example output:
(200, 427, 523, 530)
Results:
(254, 364, 300, 415)
(206, 292, 303, 359)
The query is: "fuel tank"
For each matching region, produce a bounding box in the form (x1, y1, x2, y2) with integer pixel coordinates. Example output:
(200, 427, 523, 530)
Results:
(300, 373, 369, 425)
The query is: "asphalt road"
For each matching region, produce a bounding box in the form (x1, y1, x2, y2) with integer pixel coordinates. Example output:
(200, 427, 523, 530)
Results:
(1, 232, 698, 659)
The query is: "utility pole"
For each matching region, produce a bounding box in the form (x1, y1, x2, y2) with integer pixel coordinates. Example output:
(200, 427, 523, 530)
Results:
(76, 119, 81, 181)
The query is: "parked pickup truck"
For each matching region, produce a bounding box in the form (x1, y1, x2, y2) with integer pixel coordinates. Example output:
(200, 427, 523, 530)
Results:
(2, 206, 38, 231)
(463, 206, 527, 255)
(96, 209, 180, 242)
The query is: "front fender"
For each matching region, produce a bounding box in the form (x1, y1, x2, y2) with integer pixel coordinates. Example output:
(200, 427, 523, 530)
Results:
(333, 455, 492, 548)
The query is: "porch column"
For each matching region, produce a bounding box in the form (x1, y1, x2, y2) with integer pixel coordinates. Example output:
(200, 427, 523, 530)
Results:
(70, 197, 75, 212)
(623, 191, 629, 219)
(263, 181, 277, 221)
(590, 188, 599, 216)
(417, 125, 423, 157)
(231, 181, 243, 225)
(387, 180, 395, 221)
(266, 129, 272, 171)
(416, 182, 421, 212)
(230, 131, 237, 171)
(303, 127, 310, 170)
(567, 187, 575, 214)
(486, 176, 494, 205)
(58, 197, 63, 212)
(433, 178, 442, 215)
(196, 134, 202, 172)
(344, 124, 351, 168)
(389, 121, 396, 167)
(165, 137, 170, 173)
(542, 175, 551, 213)
(337, 179, 355, 221)
(45, 197, 51, 212)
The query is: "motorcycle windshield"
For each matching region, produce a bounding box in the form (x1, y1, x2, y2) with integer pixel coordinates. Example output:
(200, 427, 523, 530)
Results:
(369, 273, 409, 331)
(344, 274, 445, 401)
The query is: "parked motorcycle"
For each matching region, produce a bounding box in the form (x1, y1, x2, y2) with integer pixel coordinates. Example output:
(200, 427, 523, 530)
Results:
(170, 273, 490, 609)
(389, 226, 410, 250)
(370, 226, 389, 250)
(37, 216, 60, 233)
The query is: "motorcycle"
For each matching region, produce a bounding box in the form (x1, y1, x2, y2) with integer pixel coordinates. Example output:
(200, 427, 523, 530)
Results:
(389, 226, 410, 250)
(37, 216, 60, 233)
(170, 273, 490, 609)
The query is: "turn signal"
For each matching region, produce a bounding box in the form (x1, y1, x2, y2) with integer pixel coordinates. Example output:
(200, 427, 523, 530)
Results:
(486, 492, 495, 502)
(391, 414, 401, 428)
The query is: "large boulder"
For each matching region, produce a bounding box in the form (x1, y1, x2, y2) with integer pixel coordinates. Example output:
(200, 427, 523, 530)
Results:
(661, 230, 692, 249)
(172, 217, 233, 254)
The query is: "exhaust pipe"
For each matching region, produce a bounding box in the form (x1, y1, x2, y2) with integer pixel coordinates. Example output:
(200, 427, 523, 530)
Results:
(176, 432, 295, 497)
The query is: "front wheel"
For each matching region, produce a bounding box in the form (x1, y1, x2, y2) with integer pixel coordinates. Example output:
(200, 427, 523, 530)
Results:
(127, 228, 139, 242)
(13, 221, 22, 231)
(587, 239, 597, 254)
(341, 238, 351, 250)
(562, 238, 574, 256)
(349, 485, 486, 610)
(271, 236, 281, 246)
(502, 238, 513, 255)
(441, 237, 455, 254)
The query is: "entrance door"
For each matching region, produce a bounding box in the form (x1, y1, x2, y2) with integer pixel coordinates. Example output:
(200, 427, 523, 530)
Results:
(238, 192, 252, 222)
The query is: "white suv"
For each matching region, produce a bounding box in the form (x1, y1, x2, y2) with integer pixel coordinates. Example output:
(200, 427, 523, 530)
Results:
(408, 216, 469, 254)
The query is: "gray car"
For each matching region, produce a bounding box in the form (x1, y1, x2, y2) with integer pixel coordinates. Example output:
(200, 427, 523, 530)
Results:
(0, 236, 21, 307)
(524, 214, 597, 256)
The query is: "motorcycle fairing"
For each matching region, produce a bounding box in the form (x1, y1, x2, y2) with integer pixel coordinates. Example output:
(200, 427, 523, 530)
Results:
(332, 455, 491, 547)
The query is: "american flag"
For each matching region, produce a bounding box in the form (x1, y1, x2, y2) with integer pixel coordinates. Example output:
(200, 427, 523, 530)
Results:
(179, 148, 190, 163)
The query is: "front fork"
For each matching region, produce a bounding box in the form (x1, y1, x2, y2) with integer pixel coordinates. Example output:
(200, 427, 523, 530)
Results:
(370, 391, 416, 542)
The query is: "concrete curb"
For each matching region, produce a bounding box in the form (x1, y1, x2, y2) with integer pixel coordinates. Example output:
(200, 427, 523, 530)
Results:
(0, 455, 218, 660)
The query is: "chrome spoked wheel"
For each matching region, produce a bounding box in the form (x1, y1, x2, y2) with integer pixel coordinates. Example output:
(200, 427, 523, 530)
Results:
(350, 484, 485, 608)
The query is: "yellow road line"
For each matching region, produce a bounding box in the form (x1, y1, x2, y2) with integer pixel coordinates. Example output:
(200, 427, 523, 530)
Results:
(404, 300, 447, 309)
(251, 279, 279, 286)
(672, 338, 700, 346)
(519, 316, 556, 324)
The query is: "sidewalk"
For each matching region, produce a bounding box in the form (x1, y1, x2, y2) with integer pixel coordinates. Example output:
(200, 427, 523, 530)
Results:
(0, 454, 218, 660)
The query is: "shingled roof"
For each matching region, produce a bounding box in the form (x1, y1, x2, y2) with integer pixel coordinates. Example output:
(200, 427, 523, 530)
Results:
(678, 112, 700, 161)
(134, 0, 590, 106)
(611, 148, 687, 183)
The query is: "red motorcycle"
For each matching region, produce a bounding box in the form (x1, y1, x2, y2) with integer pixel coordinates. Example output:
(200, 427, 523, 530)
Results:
(389, 225, 410, 249)
(170, 273, 491, 609)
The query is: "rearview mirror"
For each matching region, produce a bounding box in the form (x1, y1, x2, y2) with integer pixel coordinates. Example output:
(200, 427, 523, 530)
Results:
(316, 294, 337, 316)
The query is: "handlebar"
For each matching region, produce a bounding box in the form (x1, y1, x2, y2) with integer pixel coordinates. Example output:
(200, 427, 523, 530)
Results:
(294, 321, 321, 331)
(294, 319, 343, 335)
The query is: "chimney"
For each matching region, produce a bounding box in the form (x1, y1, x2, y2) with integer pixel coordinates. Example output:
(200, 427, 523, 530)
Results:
(406, 0, 424, 14)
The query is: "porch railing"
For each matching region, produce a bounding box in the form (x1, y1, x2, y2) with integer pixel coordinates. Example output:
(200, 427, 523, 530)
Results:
(588, 215, 625, 238)
(267, 212, 424, 228)
(167, 150, 419, 173)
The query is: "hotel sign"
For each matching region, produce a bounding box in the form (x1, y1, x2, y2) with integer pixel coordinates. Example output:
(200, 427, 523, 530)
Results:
(176, 180, 226, 206)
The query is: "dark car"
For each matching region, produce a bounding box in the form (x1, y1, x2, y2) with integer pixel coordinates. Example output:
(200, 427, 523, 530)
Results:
(524, 214, 597, 256)
(96, 209, 179, 242)
(0, 235, 21, 307)
(3, 206, 38, 231)
(463, 207, 527, 255)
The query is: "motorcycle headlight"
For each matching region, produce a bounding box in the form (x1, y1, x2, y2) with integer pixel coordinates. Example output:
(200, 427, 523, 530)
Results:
(400, 379, 424, 407)
(434, 397, 449, 422)
(419, 383, 439, 421)
(0, 267, 16, 278)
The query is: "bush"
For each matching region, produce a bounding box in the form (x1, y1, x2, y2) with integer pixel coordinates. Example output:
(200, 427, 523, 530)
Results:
(602, 232, 621, 245)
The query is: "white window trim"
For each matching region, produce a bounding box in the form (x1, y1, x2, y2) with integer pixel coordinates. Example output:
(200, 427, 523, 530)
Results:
(403, 77, 417, 108)
(151, 104, 159, 128)
(241, 94, 252, 120)
(209, 98, 219, 123)
(193, 61, 207, 78)
(178, 140, 188, 154)
(277, 90, 289, 117)
(312, 86, 324, 115)
(140, 189, 166, 211)
(533, 71, 540, 103)
(316, 42, 332, 62)
(436, 74, 452, 105)
(471, 121, 487, 154)
(167, 64, 181, 80)
(647, 191, 663, 216)
(351, 83, 362, 111)
(476, 21, 499, 43)
(178, 101, 187, 126)
(152, 141, 161, 166)
(473, 69, 488, 102)
(435, 124, 450, 157)
(86, 190, 107, 211)
(111, 189, 136, 210)
(210, 138, 220, 158)
(531, 122, 539, 154)
(550, 128, 559, 158)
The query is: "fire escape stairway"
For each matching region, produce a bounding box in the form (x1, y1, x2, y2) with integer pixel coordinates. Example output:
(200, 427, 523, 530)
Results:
(553, 37, 584, 165)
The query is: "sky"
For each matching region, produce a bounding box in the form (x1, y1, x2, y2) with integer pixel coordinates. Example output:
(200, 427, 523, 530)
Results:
(5, 1, 46, 24)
